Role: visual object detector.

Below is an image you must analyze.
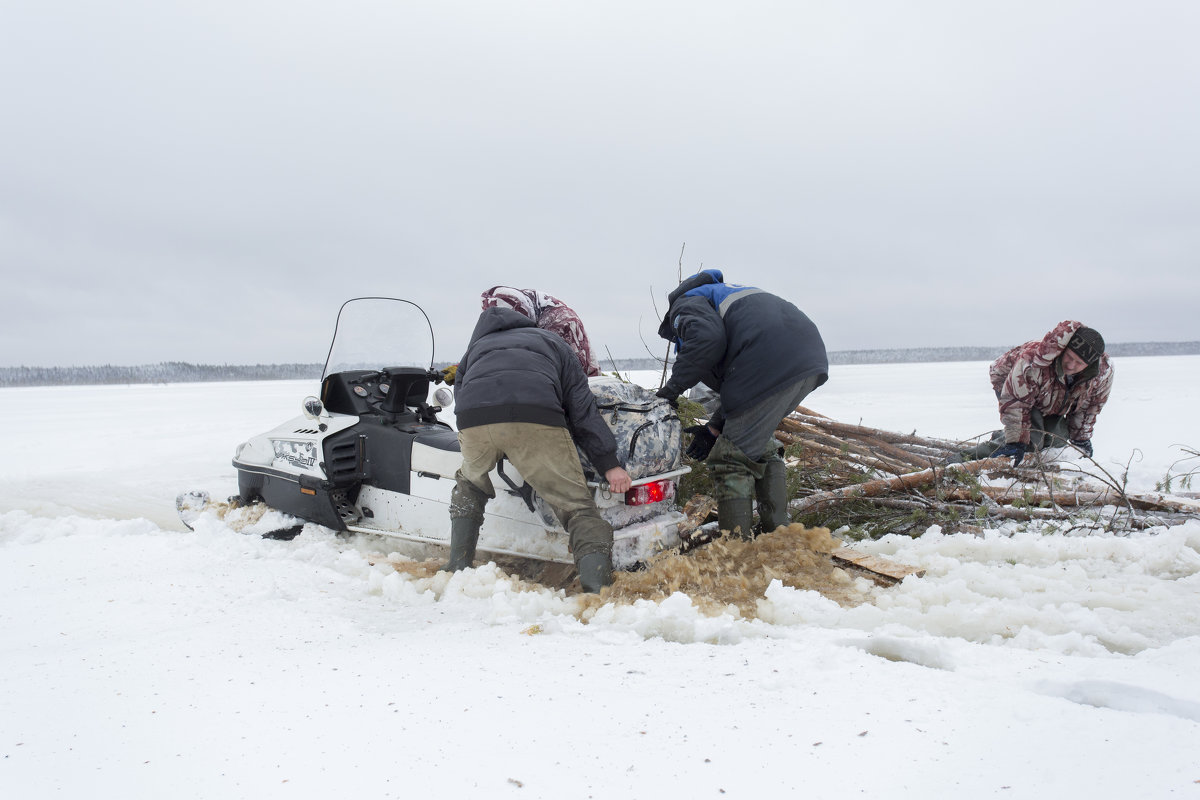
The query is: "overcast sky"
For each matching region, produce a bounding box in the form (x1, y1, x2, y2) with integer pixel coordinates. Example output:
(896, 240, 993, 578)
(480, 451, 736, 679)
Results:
(2, 0, 1198, 367)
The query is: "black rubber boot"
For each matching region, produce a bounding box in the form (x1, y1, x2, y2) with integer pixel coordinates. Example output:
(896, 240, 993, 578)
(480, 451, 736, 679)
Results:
(575, 552, 613, 593)
(962, 431, 1004, 462)
(717, 496, 755, 540)
(755, 458, 789, 533)
(440, 517, 480, 572)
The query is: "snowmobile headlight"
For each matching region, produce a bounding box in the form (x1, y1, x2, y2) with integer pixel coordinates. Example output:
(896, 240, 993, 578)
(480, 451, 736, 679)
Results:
(433, 386, 454, 407)
(302, 396, 324, 419)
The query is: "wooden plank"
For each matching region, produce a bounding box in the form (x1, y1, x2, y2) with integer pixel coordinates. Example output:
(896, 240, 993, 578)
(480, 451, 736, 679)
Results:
(831, 547, 925, 586)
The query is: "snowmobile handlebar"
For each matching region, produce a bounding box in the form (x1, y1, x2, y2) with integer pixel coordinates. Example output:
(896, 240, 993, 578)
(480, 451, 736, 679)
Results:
(379, 367, 440, 415)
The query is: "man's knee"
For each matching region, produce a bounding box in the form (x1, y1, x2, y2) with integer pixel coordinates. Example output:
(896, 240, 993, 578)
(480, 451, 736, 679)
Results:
(707, 436, 762, 499)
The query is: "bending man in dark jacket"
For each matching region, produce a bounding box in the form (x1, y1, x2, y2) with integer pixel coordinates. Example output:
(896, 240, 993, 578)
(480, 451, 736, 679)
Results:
(656, 269, 828, 538)
(444, 306, 632, 592)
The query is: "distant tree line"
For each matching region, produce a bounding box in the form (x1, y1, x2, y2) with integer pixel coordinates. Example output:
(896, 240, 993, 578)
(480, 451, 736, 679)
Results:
(0, 362, 323, 388)
(3, 341, 1197, 387)
(606, 340, 1200, 371)
(826, 340, 1200, 365)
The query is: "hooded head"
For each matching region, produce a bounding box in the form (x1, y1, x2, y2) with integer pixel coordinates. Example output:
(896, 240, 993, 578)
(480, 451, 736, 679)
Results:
(657, 269, 724, 341)
(1066, 326, 1105, 369)
(481, 286, 539, 321)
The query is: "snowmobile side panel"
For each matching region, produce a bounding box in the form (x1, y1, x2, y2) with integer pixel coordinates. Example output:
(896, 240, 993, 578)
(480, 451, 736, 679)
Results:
(326, 419, 456, 495)
(236, 465, 345, 530)
(330, 421, 413, 493)
(411, 440, 463, 480)
(354, 480, 573, 563)
(354, 482, 454, 541)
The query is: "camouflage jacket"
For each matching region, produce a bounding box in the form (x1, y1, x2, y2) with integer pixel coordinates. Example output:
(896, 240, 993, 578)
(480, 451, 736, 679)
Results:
(989, 320, 1115, 445)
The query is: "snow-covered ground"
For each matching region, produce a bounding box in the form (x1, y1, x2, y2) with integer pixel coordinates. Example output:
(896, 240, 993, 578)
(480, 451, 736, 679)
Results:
(2, 358, 1199, 799)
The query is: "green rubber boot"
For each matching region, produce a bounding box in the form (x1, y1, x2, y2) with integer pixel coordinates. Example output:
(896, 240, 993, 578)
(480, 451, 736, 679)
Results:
(576, 552, 613, 593)
(755, 458, 789, 534)
(717, 496, 755, 540)
(440, 517, 480, 572)
(961, 431, 1004, 462)
(707, 436, 760, 540)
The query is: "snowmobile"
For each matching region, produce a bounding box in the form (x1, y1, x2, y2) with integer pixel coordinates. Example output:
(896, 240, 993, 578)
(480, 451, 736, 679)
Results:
(178, 297, 690, 579)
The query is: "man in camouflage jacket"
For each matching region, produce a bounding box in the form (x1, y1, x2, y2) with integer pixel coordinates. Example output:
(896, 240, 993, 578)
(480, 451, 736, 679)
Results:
(969, 320, 1114, 466)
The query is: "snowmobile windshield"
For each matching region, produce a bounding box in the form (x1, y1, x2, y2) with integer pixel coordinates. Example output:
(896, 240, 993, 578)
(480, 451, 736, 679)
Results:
(321, 297, 436, 380)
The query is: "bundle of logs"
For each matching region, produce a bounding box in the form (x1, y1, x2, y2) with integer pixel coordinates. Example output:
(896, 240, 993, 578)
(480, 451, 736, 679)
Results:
(762, 405, 1200, 536)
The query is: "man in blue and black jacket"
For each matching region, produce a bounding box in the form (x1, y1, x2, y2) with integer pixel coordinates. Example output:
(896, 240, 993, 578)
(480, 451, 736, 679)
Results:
(656, 269, 828, 538)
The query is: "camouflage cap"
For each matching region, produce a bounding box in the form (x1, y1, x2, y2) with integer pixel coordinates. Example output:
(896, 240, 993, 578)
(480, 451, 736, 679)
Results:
(1067, 326, 1105, 367)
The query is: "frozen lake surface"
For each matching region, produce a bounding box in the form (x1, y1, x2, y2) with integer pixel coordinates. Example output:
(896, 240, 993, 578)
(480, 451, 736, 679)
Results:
(2, 357, 1198, 799)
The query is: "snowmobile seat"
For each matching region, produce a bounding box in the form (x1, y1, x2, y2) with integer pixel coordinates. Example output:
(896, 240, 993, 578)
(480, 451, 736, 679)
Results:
(411, 425, 459, 451)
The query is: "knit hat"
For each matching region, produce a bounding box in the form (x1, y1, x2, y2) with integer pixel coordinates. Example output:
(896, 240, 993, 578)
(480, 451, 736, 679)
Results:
(1066, 326, 1105, 367)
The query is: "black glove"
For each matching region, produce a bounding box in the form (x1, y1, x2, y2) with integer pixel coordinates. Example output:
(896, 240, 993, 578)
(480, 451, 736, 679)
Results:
(991, 442, 1027, 467)
(1070, 439, 1093, 458)
(655, 386, 679, 409)
(684, 424, 717, 461)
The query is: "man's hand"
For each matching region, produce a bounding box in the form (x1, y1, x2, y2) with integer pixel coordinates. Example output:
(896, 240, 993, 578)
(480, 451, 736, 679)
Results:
(991, 442, 1027, 467)
(605, 467, 632, 494)
(1070, 439, 1093, 458)
(684, 424, 718, 461)
(654, 387, 679, 408)
(441, 364, 458, 385)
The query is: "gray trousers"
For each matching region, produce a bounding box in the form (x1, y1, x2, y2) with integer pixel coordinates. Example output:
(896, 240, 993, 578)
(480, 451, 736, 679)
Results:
(708, 373, 824, 500)
(450, 422, 613, 559)
(719, 373, 825, 461)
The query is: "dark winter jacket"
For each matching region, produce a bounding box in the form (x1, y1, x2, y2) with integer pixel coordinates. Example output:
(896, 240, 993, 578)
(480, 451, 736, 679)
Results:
(989, 320, 1115, 445)
(454, 307, 620, 473)
(657, 269, 828, 416)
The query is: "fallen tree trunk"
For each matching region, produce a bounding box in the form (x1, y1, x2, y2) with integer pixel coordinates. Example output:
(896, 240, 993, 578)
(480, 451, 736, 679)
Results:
(778, 422, 917, 474)
(682, 404, 1200, 538)
(941, 486, 1200, 515)
(779, 417, 932, 471)
(791, 487, 1067, 522)
(787, 411, 966, 452)
(788, 458, 1010, 515)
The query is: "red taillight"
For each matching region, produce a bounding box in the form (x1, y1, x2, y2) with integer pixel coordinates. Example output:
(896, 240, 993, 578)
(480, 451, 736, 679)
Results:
(624, 480, 674, 506)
